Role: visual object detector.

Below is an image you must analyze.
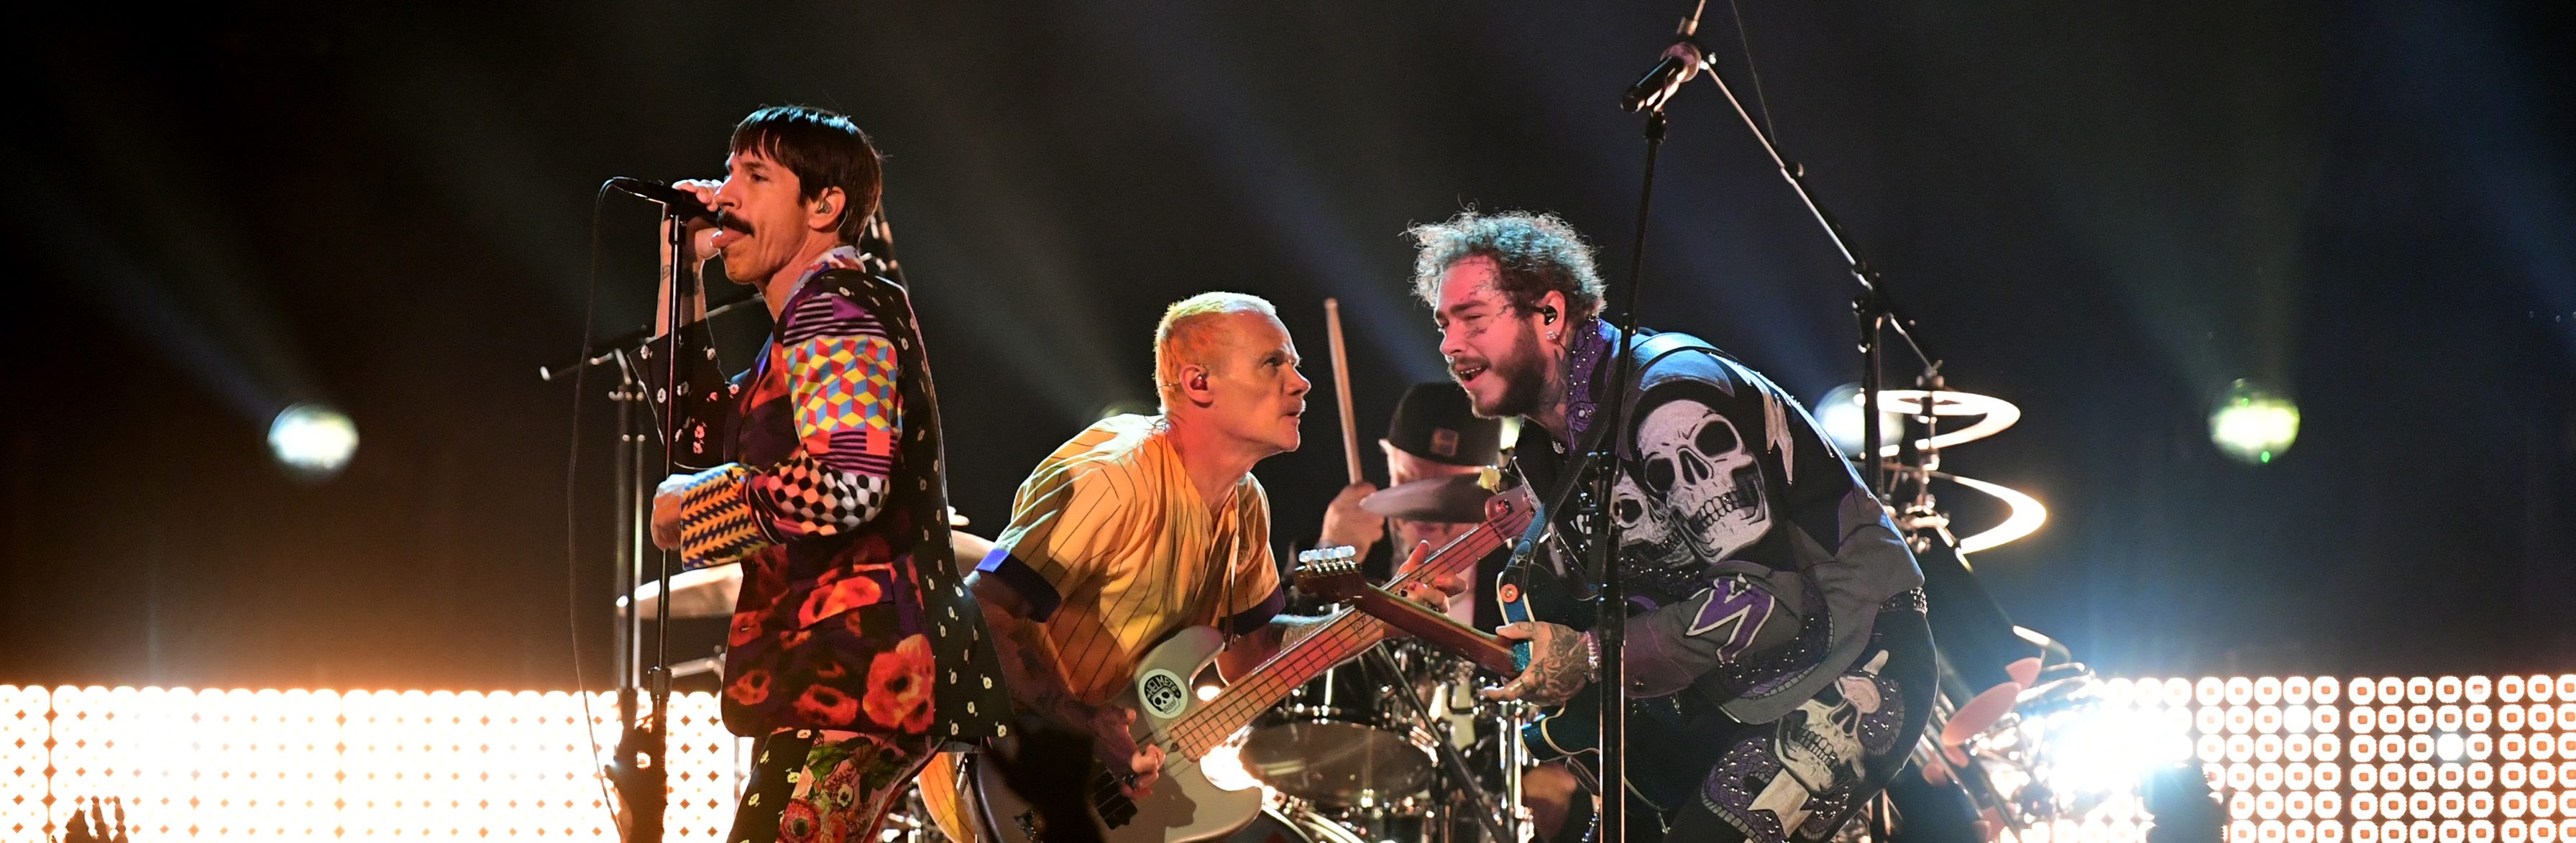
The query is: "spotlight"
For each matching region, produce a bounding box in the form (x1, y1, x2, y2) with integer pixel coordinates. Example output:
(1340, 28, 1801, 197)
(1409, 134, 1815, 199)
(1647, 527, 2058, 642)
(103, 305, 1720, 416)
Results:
(2209, 380, 2300, 464)
(1815, 382, 1911, 459)
(268, 402, 358, 479)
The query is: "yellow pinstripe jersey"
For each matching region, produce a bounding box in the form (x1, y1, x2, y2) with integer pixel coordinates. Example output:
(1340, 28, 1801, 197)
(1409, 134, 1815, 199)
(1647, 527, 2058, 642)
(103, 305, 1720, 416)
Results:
(976, 413, 1285, 706)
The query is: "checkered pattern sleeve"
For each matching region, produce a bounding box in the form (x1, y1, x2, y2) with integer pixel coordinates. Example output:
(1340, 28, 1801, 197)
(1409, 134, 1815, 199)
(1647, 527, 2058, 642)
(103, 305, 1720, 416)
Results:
(672, 292, 903, 566)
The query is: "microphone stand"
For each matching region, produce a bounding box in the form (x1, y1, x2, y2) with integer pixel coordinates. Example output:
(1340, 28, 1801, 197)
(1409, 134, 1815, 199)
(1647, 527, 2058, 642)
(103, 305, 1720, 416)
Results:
(536, 288, 761, 384)
(602, 208, 695, 843)
(1594, 61, 1677, 843)
(1679, 51, 1944, 494)
(633, 207, 693, 843)
(1586, 107, 1666, 843)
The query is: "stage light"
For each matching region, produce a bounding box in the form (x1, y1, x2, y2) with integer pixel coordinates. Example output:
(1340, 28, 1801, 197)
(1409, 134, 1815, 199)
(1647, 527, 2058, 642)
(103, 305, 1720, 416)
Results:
(267, 402, 357, 478)
(1815, 382, 1902, 458)
(2210, 379, 2301, 464)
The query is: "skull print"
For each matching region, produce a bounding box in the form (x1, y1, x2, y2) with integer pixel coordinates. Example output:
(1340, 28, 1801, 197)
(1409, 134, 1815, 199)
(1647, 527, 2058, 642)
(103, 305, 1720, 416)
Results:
(1636, 400, 1771, 561)
(1610, 471, 1691, 568)
(1776, 678, 1870, 791)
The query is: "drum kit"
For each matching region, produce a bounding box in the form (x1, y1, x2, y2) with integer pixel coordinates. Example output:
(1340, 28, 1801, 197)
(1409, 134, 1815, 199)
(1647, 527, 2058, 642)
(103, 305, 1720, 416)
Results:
(1230, 635, 1528, 842)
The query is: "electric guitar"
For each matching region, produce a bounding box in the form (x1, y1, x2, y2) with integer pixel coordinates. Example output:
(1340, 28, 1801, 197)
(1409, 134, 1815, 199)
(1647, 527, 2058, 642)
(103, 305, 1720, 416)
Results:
(971, 485, 1536, 843)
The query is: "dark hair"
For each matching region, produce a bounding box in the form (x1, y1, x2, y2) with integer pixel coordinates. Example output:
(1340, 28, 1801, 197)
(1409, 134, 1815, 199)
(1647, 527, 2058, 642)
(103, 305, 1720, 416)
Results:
(1405, 210, 1606, 320)
(729, 105, 883, 245)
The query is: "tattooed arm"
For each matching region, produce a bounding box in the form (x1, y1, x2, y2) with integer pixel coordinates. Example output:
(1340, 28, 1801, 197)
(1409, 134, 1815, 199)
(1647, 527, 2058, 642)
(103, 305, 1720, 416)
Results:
(1480, 621, 1599, 706)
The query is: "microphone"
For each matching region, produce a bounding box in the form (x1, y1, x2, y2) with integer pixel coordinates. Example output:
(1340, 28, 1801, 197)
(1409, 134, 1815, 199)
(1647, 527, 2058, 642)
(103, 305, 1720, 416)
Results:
(1621, 42, 1705, 113)
(1620, 1, 1709, 113)
(607, 177, 748, 231)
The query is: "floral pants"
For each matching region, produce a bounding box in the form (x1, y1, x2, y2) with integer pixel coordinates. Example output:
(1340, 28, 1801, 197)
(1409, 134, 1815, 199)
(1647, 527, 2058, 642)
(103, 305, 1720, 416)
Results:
(728, 727, 938, 843)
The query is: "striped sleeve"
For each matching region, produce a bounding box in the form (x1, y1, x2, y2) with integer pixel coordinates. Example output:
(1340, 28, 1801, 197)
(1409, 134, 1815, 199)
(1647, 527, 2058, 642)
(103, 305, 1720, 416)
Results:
(671, 291, 902, 567)
(978, 461, 1135, 622)
(1222, 479, 1285, 633)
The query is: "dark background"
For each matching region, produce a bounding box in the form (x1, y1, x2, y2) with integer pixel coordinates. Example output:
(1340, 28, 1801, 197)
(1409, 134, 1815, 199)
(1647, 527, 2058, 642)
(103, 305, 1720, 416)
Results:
(4, 1, 2570, 691)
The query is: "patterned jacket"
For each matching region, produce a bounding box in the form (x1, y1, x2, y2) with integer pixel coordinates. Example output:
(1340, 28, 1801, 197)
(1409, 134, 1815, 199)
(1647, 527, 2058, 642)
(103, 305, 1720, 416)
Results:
(1511, 319, 1925, 724)
(637, 246, 1012, 745)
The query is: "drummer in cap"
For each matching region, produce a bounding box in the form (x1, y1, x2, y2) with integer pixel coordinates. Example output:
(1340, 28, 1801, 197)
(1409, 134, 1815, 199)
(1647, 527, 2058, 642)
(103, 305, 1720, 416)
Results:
(1316, 381, 1510, 627)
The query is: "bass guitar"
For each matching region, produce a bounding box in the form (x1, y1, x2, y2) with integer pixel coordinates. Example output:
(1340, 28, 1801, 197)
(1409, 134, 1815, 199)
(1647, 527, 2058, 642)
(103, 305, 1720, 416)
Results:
(970, 485, 1537, 842)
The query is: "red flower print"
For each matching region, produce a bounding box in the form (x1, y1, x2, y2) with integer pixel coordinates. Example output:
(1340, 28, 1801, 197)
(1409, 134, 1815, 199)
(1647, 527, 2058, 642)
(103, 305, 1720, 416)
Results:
(793, 684, 863, 726)
(863, 635, 936, 733)
(726, 668, 773, 707)
(730, 607, 774, 648)
(779, 799, 819, 843)
(815, 660, 849, 681)
(798, 576, 885, 627)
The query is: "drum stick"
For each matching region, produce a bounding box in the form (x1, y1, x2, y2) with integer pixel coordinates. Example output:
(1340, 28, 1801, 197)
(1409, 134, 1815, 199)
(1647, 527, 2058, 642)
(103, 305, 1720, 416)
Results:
(1324, 298, 1362, 484)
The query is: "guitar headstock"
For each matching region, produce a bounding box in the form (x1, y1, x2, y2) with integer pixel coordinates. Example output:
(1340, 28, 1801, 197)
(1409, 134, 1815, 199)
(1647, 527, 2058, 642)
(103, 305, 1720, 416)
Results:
(1292, 545, 1369, 603)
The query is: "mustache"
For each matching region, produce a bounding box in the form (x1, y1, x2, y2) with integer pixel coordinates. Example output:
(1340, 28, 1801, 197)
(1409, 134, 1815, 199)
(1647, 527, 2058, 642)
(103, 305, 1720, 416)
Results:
(714, 212, 754, 234)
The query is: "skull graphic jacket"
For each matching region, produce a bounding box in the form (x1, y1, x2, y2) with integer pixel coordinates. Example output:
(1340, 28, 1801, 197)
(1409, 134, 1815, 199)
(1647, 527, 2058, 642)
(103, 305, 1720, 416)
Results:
(1513, 318, 1925, 725)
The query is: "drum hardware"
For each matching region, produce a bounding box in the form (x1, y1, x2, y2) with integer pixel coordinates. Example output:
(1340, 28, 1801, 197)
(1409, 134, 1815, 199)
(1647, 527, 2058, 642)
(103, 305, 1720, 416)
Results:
(1361, 646, 1511, 843)
(668, 653, 724, 680)
(616, 564, 744, 620)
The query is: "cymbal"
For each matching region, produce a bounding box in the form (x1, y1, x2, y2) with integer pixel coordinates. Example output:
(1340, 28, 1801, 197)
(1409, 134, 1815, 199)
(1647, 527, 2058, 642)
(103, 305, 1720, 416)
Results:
(1360, 474, 1493, 524)
(617, 565, 743, 619)
(615, 530, 995, 621)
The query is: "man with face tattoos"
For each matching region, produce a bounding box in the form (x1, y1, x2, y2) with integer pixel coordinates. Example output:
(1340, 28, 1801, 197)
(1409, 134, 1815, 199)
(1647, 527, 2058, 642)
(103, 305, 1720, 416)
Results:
(1406, 210, 1934, 843)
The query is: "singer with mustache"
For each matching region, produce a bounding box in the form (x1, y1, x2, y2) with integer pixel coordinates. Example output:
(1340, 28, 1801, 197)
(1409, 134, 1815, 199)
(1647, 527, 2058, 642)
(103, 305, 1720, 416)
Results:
(638, 105, 1014, 843)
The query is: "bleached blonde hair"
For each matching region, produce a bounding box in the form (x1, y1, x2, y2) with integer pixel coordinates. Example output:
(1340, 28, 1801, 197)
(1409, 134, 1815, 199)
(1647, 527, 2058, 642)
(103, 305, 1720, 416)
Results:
(1154, 292, 1280, 410)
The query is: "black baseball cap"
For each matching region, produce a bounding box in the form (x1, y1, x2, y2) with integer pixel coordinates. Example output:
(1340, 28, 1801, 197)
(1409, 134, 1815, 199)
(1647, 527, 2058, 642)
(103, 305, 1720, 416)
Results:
(1385, 382, 1502, 466)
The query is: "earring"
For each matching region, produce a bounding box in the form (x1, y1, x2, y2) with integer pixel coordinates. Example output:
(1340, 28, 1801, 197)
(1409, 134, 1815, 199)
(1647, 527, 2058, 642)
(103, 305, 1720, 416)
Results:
(1547, 331, 1559, 341)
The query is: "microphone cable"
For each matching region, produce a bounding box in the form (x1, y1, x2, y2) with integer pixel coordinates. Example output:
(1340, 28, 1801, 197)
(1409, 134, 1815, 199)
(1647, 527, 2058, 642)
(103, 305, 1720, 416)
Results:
(1722, 0, 1780, 144)
(566, 179, 620, 826)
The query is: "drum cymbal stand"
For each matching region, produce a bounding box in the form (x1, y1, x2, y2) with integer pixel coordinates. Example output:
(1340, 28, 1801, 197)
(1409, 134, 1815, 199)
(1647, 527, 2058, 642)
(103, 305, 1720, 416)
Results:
(1496, 699, 1534, 842)
(1362, 647, 1511, 842)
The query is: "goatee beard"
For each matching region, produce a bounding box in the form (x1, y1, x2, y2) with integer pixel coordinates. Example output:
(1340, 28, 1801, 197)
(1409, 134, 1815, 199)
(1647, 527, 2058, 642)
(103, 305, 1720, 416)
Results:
(1477, 341, 1554, 419)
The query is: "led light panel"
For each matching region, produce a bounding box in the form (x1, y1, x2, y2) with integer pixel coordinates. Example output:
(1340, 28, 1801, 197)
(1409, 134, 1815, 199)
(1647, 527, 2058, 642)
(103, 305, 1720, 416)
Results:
(0, 686, 746, 841)
(2003, 677, 2576, 843)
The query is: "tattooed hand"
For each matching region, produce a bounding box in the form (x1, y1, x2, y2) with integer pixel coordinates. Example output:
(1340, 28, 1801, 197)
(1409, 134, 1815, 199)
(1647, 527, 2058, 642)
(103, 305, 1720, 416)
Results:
(1482, 622, 1595, 706)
